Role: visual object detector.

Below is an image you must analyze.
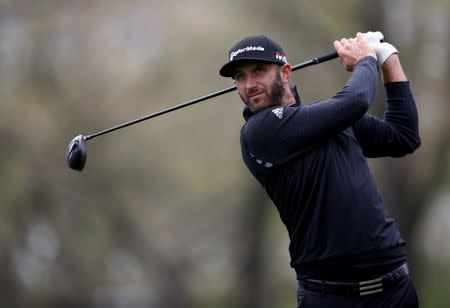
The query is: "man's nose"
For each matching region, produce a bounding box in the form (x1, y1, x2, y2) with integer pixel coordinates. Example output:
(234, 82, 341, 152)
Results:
(245, 75, 257, 89)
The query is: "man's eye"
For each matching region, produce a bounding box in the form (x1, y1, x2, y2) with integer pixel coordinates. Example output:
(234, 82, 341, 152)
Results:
(234, 74, 244, 82)
(255, 67, 265, 74)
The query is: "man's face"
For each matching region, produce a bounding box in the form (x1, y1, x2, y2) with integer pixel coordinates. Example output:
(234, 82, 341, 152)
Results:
(233, 61, 285, 113)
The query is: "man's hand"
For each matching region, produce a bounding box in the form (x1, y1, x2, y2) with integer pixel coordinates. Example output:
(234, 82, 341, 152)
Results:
(363, 31, 398, 66)
(333, 32, 377, 72)
(362, 31, 405, 82)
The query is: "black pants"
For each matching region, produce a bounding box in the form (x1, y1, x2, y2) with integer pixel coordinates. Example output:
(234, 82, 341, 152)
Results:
(297, 276, 418, 308)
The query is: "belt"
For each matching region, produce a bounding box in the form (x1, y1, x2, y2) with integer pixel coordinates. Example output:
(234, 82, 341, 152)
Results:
(300, 263, 409, 296)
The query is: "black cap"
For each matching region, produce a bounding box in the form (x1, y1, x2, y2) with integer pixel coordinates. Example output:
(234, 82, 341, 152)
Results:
(219, 34, 288, 77)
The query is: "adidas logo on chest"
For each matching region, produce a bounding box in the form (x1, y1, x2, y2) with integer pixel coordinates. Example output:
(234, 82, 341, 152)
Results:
(271, 107, 284, 119)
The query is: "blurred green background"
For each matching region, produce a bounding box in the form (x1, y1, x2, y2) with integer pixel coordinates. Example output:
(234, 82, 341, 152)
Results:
(0, 0, 449, 307)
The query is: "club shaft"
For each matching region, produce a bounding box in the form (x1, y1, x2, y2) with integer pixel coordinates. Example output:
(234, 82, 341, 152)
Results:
(292, 51, 338, 71)
(85, 86, 237, 140)
(84, 51, 339, 141)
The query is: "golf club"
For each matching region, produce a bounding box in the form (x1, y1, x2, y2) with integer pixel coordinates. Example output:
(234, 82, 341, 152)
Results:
(66, 50, 340, 171)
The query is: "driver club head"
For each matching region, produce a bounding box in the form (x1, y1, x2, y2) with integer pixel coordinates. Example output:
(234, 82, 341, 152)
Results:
(66, 135, 87, 171)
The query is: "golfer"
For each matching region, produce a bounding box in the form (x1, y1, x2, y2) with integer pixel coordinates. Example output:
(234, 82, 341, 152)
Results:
(219, 32, 420, 307)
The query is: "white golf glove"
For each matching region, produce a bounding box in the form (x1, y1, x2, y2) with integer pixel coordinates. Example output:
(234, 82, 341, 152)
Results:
(363, 31, 398, 66)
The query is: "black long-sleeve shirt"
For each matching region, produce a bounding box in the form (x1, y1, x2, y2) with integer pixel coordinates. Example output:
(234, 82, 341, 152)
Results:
(240, 57, 421, 280)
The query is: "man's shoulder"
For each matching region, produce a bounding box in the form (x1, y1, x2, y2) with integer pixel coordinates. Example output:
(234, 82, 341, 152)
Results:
(242, 107, 279, 143)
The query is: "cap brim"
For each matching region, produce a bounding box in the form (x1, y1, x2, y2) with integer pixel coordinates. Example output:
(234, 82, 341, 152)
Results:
(219, 58, 280, 78)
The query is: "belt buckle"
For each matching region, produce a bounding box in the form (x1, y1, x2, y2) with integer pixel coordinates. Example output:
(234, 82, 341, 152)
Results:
(358, 277, 383, 296)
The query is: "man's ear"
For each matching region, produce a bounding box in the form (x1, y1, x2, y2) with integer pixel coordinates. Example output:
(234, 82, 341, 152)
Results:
(280, 63, 292, 83)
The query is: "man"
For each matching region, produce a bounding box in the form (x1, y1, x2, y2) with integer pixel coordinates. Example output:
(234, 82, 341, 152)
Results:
(219, 32, 420, 307)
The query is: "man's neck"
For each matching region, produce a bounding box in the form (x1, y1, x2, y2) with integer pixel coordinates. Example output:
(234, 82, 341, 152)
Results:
(281, 85, 296, 107)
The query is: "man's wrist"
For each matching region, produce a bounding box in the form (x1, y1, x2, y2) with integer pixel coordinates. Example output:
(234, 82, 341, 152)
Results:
(381, 54, 407, 82)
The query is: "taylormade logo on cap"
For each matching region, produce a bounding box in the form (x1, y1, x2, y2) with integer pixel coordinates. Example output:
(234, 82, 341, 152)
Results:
(230, 46, 265, 61)
(219, 35, 288, 77)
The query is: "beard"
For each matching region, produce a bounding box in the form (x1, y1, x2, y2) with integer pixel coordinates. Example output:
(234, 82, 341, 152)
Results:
(239, 71, 285, 109)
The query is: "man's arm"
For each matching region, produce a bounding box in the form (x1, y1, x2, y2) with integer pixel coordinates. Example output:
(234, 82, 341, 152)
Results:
(242, 57, 378, 165)
(241, 33, 379, 165)
(353, 54, 421, 157)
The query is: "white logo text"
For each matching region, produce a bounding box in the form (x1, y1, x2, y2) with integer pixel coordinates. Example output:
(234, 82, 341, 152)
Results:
(230, 46, 265, 61)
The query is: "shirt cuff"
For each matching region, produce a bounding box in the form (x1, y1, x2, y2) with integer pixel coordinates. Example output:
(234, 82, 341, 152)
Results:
(357, 56, 378, 68)
(384, 81, 412, 99)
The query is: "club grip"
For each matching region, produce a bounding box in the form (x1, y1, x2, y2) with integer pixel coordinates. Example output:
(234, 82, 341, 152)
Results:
(313, 51, 339, 64)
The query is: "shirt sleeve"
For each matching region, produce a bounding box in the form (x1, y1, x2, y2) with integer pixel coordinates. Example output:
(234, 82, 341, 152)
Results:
(352, 82, 421, 158)
(241, 56, 379, 165)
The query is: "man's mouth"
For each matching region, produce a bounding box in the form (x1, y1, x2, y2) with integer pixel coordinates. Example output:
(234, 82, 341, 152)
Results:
(247, 91, 264, 99)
